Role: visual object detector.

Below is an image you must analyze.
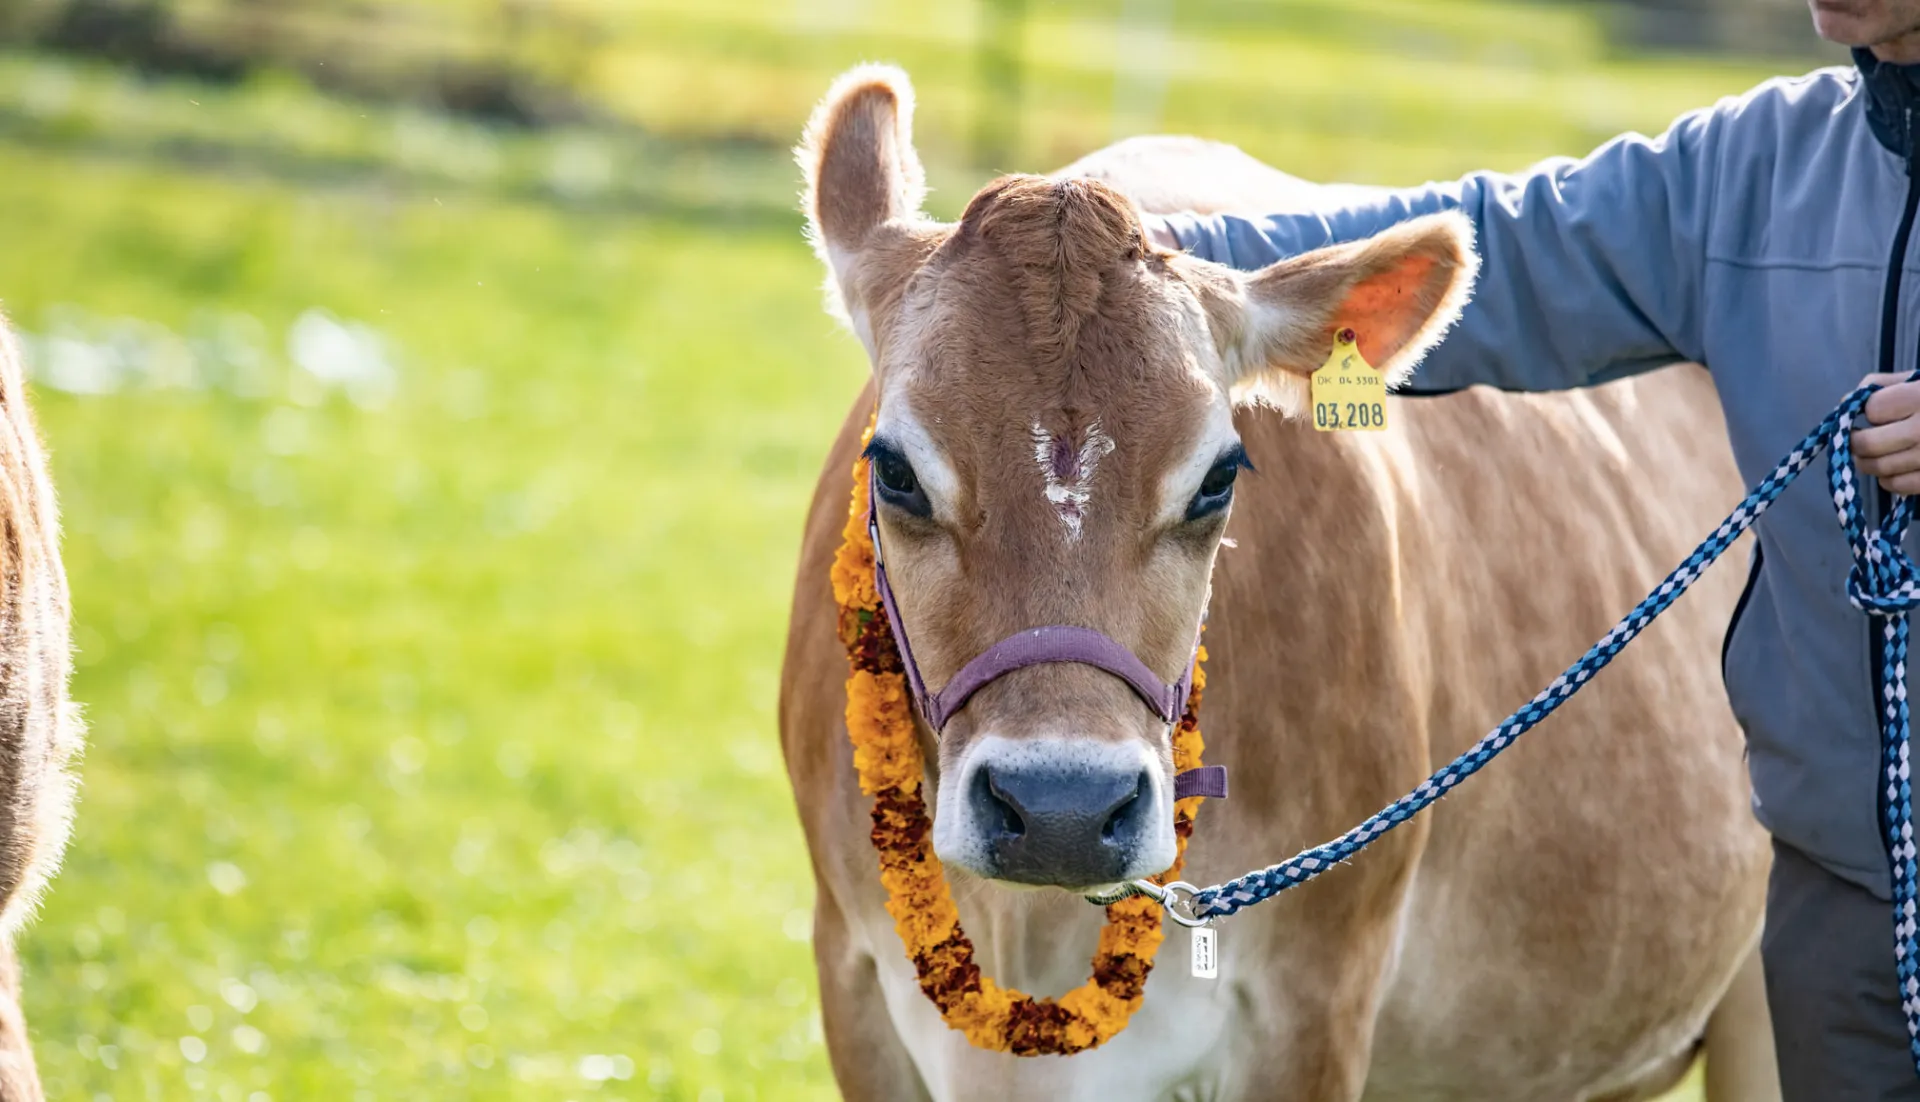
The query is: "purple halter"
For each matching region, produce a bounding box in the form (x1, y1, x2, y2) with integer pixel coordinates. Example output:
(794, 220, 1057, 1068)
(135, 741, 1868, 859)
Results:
(867, 477, 1227, 801)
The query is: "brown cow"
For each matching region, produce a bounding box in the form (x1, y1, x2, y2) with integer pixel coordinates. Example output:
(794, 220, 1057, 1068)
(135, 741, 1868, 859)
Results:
(780, 66, 1776, 1101)
(0, 315, 81, 1101)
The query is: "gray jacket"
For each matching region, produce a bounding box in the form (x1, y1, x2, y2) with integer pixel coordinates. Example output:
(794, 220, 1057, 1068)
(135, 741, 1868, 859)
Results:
(1160, 51, 1920, 899)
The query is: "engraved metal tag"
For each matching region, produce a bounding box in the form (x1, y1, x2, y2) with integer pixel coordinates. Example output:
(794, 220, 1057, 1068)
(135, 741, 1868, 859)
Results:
(1191, 926, 1218, 979)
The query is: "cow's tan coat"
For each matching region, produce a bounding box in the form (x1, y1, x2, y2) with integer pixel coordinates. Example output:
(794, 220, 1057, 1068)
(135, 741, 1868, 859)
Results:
(0, 316, 80, 1101)
(781, 67, 1774, 1102)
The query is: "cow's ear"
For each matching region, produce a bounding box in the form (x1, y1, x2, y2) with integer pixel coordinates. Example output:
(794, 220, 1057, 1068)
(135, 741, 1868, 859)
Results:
(1193, 213, 1478, 409)
(798, 65, 938, 361)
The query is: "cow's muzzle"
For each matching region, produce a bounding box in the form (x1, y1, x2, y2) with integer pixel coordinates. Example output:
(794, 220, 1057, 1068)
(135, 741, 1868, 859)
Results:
(937, 736, 1176, 889)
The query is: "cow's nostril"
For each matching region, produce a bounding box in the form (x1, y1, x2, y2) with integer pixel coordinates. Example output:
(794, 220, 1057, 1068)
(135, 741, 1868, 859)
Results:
(979, 768, 1026, 841)
(967, 759, 1163, 887)
(1100, 772, 1149, 844)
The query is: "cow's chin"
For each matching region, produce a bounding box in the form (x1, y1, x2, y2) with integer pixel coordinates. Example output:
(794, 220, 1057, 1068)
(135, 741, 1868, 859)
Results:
(930, 733, 1178, 892)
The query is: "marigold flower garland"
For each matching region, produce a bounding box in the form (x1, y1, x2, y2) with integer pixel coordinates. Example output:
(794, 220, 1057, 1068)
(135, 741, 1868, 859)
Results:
(829, 423, 1212, 1057)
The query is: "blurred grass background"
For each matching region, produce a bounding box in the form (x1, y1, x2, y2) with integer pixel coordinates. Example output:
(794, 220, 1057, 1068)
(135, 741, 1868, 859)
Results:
(0, 0, 1813, 1098)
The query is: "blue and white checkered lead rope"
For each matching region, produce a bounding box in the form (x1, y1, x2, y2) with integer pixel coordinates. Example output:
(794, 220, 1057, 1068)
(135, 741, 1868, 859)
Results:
(1168, 377, 1920, 1073)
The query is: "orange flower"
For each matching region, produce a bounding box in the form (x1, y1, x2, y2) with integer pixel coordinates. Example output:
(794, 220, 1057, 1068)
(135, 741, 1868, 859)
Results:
(831, 416, 1215, 1056)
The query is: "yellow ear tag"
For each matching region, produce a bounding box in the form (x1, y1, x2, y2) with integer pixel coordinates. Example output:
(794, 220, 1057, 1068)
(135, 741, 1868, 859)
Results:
(1310, 328, 1387, 432)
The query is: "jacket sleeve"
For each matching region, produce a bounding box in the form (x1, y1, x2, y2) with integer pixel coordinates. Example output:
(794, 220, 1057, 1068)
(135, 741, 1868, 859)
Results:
(1156, 106, 1725, 393)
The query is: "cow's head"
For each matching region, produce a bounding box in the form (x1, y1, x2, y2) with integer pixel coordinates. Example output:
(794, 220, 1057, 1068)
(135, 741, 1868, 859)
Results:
(801, 67, 1475, 892)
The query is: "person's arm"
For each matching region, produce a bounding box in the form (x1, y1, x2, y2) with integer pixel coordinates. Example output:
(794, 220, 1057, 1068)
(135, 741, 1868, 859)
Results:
(1152, 106, 1726, 393)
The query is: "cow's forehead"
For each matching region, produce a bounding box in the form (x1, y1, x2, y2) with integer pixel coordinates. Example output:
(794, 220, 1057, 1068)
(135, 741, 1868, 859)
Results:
(882, 258, 1221, 449)
(865, 174, 1239, 534)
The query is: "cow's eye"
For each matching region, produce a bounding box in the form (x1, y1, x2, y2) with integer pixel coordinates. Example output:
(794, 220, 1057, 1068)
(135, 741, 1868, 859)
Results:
(867, 441, 931, 518)
(1186, 445, 1251, 521)
(1199, 463, 1237, 497)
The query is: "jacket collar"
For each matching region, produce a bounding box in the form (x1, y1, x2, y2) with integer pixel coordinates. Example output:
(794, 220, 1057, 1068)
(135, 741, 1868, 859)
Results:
(1856, 47, 1920, 164)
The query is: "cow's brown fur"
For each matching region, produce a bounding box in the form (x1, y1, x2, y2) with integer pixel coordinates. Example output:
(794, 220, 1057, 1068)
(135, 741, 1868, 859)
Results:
(0, 315, 82, 1101)
(783, 66, 1773, 1101)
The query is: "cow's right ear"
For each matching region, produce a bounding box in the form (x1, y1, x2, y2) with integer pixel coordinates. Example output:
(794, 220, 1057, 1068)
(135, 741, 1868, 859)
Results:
(1186, 213, 1478, 411)
(798, 65, 940, 361)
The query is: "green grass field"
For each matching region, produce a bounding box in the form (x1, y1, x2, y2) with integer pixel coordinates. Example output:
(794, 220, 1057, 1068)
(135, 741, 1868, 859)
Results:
(0, 2, 1797, 1097)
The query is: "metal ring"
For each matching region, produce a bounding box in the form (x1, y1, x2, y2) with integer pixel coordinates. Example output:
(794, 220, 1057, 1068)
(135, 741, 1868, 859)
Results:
(1082, 879, 1212, 927)
(1159, 881, 1212, 928)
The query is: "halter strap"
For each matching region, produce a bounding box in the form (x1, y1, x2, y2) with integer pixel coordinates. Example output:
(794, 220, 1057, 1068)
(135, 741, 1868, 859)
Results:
(867, 473, 1222, 797)
(928, 626, 1192, 730)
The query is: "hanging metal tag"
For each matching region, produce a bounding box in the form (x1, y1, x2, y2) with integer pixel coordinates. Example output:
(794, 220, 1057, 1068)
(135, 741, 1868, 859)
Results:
(1191, 925, 1218, 979)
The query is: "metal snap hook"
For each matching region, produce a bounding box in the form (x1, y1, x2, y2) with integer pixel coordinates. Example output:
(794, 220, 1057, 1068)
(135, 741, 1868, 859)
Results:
(1158, 881, 1212, 928)
(1082, 878, 1164, 907)
(1082, 879, 1212, 927)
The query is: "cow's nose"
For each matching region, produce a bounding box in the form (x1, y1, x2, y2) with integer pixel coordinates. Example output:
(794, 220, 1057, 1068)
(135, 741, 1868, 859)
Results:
(972, 762, 1153, 887)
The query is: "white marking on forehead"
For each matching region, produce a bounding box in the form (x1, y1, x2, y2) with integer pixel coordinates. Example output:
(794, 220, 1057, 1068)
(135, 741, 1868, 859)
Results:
(1030, 420, 1116, 541)
(873, 399, 960, 517)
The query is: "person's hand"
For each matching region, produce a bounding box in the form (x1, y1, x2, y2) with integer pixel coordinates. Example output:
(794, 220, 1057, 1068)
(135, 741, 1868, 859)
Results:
(1855, 373, 1920, 495)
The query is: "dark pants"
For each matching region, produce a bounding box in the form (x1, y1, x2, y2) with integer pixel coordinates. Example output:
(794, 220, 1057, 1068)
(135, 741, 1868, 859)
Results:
(1765, 839, 1920, 1100)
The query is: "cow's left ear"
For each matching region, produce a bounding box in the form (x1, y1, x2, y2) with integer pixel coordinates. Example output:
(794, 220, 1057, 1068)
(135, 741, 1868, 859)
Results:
(797, 65, 941, 363)
(1192, 213, 1478, 409)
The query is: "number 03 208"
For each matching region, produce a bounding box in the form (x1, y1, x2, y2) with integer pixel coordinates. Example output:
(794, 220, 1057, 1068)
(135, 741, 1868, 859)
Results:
(1313, 401, 1385, 431)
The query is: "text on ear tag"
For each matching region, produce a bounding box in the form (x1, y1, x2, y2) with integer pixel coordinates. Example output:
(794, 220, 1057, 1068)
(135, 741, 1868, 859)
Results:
(1310, 328, 1387, 433)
